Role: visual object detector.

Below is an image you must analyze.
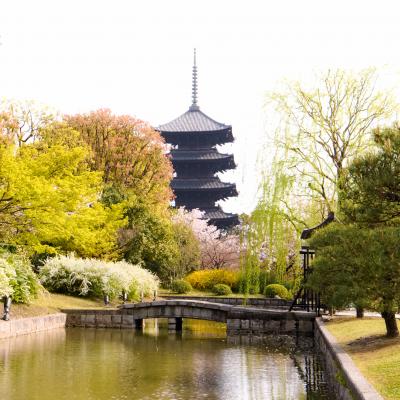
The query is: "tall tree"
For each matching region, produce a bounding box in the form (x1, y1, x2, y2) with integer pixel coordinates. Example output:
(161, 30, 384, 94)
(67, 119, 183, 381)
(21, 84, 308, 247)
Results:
(173, 208, 240, 270)
(309, 224, 400, 337)
(119, 200, 178, 281)
(267, 68, 395, 214)
(0, 133, 124, 259)
(64, 109, 173, 205)
(309, 125, 400, 337)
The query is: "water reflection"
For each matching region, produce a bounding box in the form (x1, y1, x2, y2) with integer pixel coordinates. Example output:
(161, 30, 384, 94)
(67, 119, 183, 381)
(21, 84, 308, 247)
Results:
(0, 319, 332, 400)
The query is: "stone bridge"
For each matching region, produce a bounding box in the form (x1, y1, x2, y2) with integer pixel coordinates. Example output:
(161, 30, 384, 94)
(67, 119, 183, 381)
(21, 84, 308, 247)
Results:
(63, 299, 316, 336)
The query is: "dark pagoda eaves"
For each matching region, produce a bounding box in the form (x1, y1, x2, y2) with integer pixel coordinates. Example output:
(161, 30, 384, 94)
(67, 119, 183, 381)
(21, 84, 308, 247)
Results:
(203, 207, 237, 220)
(158, 109, 231, 134)
(170, 149, 234, 162)
(171, 178, 237, 193)
(203, 207, 239, 229)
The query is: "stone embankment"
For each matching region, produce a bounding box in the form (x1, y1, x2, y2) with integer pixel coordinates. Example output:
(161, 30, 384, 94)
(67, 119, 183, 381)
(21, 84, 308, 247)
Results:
(314, 318, 383, 400)
(0, 313, 66, 340)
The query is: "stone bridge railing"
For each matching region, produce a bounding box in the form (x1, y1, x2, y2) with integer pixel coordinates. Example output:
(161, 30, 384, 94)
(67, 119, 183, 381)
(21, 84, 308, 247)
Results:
(63, 299, 316, 336)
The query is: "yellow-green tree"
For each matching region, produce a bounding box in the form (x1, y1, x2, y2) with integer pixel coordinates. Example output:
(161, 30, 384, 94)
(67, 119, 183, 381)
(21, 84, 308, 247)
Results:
(0, 136, 125, 259)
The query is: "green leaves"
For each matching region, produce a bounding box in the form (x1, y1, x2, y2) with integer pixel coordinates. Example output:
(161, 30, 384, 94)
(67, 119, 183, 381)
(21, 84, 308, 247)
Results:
(309, 224, 400, 314)
(0, 137, 124, 259)
(340, 124, 400, 225)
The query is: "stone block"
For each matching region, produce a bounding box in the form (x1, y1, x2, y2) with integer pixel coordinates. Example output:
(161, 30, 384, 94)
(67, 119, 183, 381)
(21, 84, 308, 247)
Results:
(282, 320, 296, 333)
(182, 307, 193, 318)
(174, 306, 182, 317)
(102, 315, 112, 326)
(85, 314, 96, 327)
(240, 319, 250, 329)
(265, 320, 280, 333)
(133, 308, 148, 319)
(111, 315, 122, 326)
(228, 318, 240, 328)
(298, 320, 313, 333)
(199, 309, 212, 320)
(164, 307, 174, 317)
(147, 307, 160, 318)
(122, 315, 134, 326)
(250, 319, 263, 331)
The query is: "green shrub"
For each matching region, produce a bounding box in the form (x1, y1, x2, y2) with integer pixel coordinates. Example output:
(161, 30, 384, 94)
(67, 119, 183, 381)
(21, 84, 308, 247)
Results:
(0, 253, 40, 303)
(39, 255, 159, 301)
(171, 279, 192, 294)
(264, 284, 290, 299)
(212, 284, 232, 296)
(185, 269, 240, 292)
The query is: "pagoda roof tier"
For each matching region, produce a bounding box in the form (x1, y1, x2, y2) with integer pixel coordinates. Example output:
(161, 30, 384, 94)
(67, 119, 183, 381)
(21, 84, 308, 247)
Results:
(203, 207, 239, 229)
(158, 109, 231, 134)
(170, 149, 234, 162)
(171, 178, 237, 194)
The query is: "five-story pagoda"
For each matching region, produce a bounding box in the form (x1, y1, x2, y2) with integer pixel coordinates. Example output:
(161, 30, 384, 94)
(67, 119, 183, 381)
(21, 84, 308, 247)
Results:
(158, 50, 239, 229)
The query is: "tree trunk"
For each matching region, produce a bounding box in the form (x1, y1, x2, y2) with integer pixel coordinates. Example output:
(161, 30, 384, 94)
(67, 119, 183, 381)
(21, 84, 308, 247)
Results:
(356, 306, 364, 318)
(381, 311, 399, 337)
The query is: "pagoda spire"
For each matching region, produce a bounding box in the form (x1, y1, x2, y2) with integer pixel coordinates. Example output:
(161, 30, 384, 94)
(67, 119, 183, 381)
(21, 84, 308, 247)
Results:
(190, 48, 199, 111)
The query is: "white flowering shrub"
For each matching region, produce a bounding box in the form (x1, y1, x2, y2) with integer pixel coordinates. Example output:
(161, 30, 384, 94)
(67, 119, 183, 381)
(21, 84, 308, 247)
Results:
(0, 253, 40, 302)
(0, 259, 15, 297)
(39, 255, 159, 300)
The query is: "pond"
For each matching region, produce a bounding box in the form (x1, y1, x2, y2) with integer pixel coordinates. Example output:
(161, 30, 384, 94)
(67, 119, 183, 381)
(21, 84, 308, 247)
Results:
(0, 319, 333, 400)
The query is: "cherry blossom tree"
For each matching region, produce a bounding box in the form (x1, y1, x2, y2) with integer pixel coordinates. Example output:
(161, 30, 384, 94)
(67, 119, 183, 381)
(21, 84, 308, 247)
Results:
(173, 208, 240, 270)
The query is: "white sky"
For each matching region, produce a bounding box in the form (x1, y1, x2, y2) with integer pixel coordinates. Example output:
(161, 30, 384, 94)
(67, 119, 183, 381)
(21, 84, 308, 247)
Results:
(1, 0, 400, 214)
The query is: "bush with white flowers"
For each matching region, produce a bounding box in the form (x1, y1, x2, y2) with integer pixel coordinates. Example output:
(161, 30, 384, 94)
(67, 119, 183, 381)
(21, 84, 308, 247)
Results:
(0, 253, 40, 302)
(39, 255, 159, 300)
(0, 258, 15, 298)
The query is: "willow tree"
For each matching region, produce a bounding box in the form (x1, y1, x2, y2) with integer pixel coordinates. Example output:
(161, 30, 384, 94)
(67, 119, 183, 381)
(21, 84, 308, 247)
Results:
(240, 150, 303, 296)
(267, 68, 395, 215)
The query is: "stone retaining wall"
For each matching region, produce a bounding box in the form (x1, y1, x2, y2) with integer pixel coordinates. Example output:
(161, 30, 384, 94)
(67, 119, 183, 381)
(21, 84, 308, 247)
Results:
(314, 318, 383, 400)
(0, 313, 67, 340)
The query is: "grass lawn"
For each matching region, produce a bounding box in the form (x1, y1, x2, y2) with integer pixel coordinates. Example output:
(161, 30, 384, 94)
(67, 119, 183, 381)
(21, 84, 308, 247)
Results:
(9, 292, 109, 319)
(325, 317, 400, 400)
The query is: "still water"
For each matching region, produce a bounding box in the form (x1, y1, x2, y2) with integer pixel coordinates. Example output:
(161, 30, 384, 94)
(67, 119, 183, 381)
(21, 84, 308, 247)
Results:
(0, 319, 332, 400)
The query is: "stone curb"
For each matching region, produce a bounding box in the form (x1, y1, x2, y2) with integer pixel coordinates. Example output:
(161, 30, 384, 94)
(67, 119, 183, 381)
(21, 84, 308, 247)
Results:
(0, 313, 67, 340)
(315, 318, 383, 400)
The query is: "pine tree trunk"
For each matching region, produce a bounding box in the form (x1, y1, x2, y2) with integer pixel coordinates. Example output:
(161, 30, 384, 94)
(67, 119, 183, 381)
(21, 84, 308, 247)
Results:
(356, 306, 364, 318)
(381, 311, 399, 337)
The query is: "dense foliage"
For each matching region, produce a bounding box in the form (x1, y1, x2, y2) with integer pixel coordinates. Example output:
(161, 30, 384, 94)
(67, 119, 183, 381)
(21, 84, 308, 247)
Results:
(185, 269, 240, 292)
(0, 252, 40, 303)
(264, 284, 290, 300)
(309, 125, 400, 337)
(64, 109, 173, 205)
(212, 284, 232, 296)
(0, 123, 125, 259)
(170, 279, 192, 294)
(39, 255, 159, 300)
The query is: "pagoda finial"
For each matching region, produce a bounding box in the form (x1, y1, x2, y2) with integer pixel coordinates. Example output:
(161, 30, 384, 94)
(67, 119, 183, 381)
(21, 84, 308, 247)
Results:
(190, 48, 199, 111)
